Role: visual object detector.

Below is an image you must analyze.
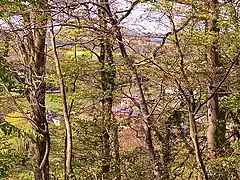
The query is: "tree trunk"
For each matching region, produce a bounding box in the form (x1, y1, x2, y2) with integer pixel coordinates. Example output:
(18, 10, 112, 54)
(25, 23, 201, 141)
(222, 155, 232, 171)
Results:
(99, 44, 115, 179)
(50, 22, 74, 179)
(26, 2, 50, 179)
(162, 128, 170, 179)
(114, 26, 160, 180)
(97, 2, 116, 178)
(113, 124, 121, 180)
(186, 91, 208, 180)
(99, 39, 115, 179)
(207, 0, 225, 157)
(207, 87, 218, 157)
(189, 113, 208, 180)
(28, 87, 50, 180)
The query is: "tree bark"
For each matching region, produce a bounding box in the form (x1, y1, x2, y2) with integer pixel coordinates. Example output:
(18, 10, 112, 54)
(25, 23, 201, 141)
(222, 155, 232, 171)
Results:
(99, 42, 115, 179)
(113, 123, 121, 180)
(98, 1, 116, 178)
(25, 1, 50, 179)
(114, 26, 160, 180)
(162, 127, 170, 179)
(186, 90, 208, 180)
(207, 0, 225, 158)
(28, 88, 50, 180)
(99, 38, 115, 179)
(189, 113, 208, 180)
(50, 22, 74, 179)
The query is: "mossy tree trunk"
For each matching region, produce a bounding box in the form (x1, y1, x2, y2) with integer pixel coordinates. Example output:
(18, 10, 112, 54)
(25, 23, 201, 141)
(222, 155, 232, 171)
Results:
(98, 1, 117, 178)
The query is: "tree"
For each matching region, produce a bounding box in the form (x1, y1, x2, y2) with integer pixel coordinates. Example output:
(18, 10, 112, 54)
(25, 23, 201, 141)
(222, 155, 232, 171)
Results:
(0, 0, 50, 179)
(1, 0, 240, 179)
(50, 20, 75, 179)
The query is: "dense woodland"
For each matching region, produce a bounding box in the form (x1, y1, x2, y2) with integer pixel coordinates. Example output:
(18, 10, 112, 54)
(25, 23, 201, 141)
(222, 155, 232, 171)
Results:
(0, 0, 240, 179)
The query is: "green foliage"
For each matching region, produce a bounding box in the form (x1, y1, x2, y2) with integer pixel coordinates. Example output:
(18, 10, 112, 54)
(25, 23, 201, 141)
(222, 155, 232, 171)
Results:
(48, 115, 102, 179)
(46, 94, 63, 113)
(2, 111, 42, 140)
(0, 111, 43, 179)
(48, 123, 65, 179)
(220, 94, 240, 111)
(5, 169, 33, 180)
(71, 116, 103, 179)
(0, 0, 45, 18)
(0, 137, 29, 179)
(121, 148, 152, 180)
(0, 121, 35, 139)
(207, 154, 240, 180)
(0, 56, 26, 94)
(0, 56, 13, 89)
(1, 0, 240, 179)
(220, 94, 240, 134)
(168, 110, 183, 129)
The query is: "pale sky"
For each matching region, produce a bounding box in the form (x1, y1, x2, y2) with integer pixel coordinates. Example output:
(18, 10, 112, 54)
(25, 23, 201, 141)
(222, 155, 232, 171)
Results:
(116, 1, 170, 35)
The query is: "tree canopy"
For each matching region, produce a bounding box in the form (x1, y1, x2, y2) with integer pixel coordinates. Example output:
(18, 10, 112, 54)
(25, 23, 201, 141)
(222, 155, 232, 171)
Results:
(0, 0, 240, 180)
